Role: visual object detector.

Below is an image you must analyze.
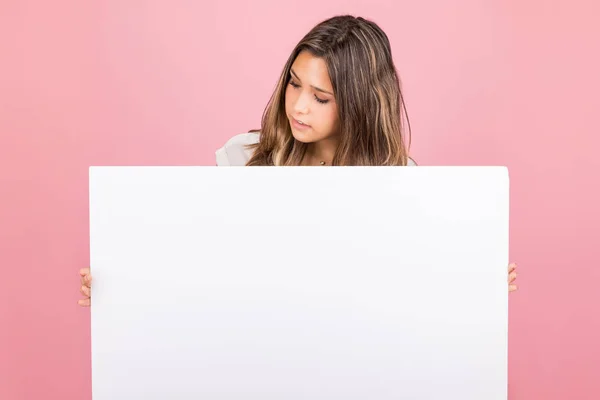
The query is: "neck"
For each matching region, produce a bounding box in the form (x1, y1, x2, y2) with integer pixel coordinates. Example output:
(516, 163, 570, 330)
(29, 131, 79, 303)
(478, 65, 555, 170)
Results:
(304, 136, 339, 166)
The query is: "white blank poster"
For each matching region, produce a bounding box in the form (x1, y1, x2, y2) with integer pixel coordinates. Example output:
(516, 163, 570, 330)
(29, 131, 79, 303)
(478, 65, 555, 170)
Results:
(89, 166, 509, 400)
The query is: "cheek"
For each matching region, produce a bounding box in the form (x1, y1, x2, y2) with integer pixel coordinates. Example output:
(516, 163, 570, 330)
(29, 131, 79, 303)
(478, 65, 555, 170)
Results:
(284, 87, 295, 115)
(315, 106, 339, 133)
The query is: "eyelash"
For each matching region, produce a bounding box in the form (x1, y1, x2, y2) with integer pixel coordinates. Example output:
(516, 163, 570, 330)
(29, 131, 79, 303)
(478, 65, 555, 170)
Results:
(289, 81, 329, 104)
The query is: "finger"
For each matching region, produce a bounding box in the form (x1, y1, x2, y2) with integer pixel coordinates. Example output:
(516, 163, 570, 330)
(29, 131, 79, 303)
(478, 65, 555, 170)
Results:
(509, 284, 518, 292)
(79, 268, 90, 276)
(508, 263, 516, 273)
(78, 298, 91, 307)
(508, 271, 517, 283)
(80, 273, 92, 287)
(80, 285, 90, 297)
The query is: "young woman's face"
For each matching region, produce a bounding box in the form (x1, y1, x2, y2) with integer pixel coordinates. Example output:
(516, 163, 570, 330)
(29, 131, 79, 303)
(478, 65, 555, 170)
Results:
(285, 51, 339, 143)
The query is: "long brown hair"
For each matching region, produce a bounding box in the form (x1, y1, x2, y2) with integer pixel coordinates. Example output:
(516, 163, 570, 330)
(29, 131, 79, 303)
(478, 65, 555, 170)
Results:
(246, 15, 411, 166)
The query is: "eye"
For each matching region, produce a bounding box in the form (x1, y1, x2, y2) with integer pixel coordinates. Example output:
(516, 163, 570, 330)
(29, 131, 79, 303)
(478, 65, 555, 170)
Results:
(289, 78, 329, 104)
(314, 95, 329, 104)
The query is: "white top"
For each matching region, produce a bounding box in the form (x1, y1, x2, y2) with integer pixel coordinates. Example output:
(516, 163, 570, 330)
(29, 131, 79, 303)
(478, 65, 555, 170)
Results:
(215, 132, 417, 166)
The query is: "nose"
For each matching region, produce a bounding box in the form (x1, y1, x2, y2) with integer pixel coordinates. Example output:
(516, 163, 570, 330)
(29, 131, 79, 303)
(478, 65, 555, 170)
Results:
(293, 91, 310, 114)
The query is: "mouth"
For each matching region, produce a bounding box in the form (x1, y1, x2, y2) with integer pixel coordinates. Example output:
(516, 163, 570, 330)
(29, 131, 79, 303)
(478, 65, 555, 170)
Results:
(291, 117, 311, 129)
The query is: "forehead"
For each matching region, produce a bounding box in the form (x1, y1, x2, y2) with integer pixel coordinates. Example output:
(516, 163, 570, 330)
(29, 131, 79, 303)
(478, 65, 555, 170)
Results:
(291, 51, 333, 90)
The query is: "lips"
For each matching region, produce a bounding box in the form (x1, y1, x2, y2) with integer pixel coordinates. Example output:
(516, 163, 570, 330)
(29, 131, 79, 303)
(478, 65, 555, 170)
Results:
(291, 117, 311, 130)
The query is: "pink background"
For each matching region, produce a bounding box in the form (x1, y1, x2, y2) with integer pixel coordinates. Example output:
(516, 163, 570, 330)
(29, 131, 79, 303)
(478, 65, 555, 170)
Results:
(1, 1, 599, 399)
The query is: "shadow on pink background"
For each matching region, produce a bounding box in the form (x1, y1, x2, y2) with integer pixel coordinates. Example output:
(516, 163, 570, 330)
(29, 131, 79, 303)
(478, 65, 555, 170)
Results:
(1, 1, 598, 399)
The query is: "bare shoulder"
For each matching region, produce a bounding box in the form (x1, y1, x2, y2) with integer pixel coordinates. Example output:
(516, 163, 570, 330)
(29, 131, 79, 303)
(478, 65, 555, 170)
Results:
(215, 132, 260, 166)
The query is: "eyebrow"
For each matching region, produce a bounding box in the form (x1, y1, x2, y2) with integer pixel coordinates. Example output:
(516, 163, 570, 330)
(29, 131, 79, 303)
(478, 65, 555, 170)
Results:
(290, 69, 334, 96)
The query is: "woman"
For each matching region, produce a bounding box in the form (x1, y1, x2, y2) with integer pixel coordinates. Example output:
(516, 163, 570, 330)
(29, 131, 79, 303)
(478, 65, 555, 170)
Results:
(78, 15, 518, 306)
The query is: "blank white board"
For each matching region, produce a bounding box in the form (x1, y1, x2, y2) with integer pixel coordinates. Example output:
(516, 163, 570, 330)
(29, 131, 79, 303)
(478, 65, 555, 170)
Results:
(89, 166, 509, 400)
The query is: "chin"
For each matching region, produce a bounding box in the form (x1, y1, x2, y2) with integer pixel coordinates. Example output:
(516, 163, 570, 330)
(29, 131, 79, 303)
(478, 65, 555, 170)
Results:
(290, 127, 316, 143)
(291, 130, 313, 143)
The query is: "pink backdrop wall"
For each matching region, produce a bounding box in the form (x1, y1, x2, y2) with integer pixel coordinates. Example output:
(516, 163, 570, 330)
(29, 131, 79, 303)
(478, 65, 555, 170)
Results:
(1, 1, 598, 399)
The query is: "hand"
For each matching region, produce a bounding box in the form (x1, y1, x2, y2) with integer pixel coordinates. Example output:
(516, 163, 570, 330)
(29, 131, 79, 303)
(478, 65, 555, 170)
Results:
(508, 263, 517, 292)
(78, 267, 92, 307)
